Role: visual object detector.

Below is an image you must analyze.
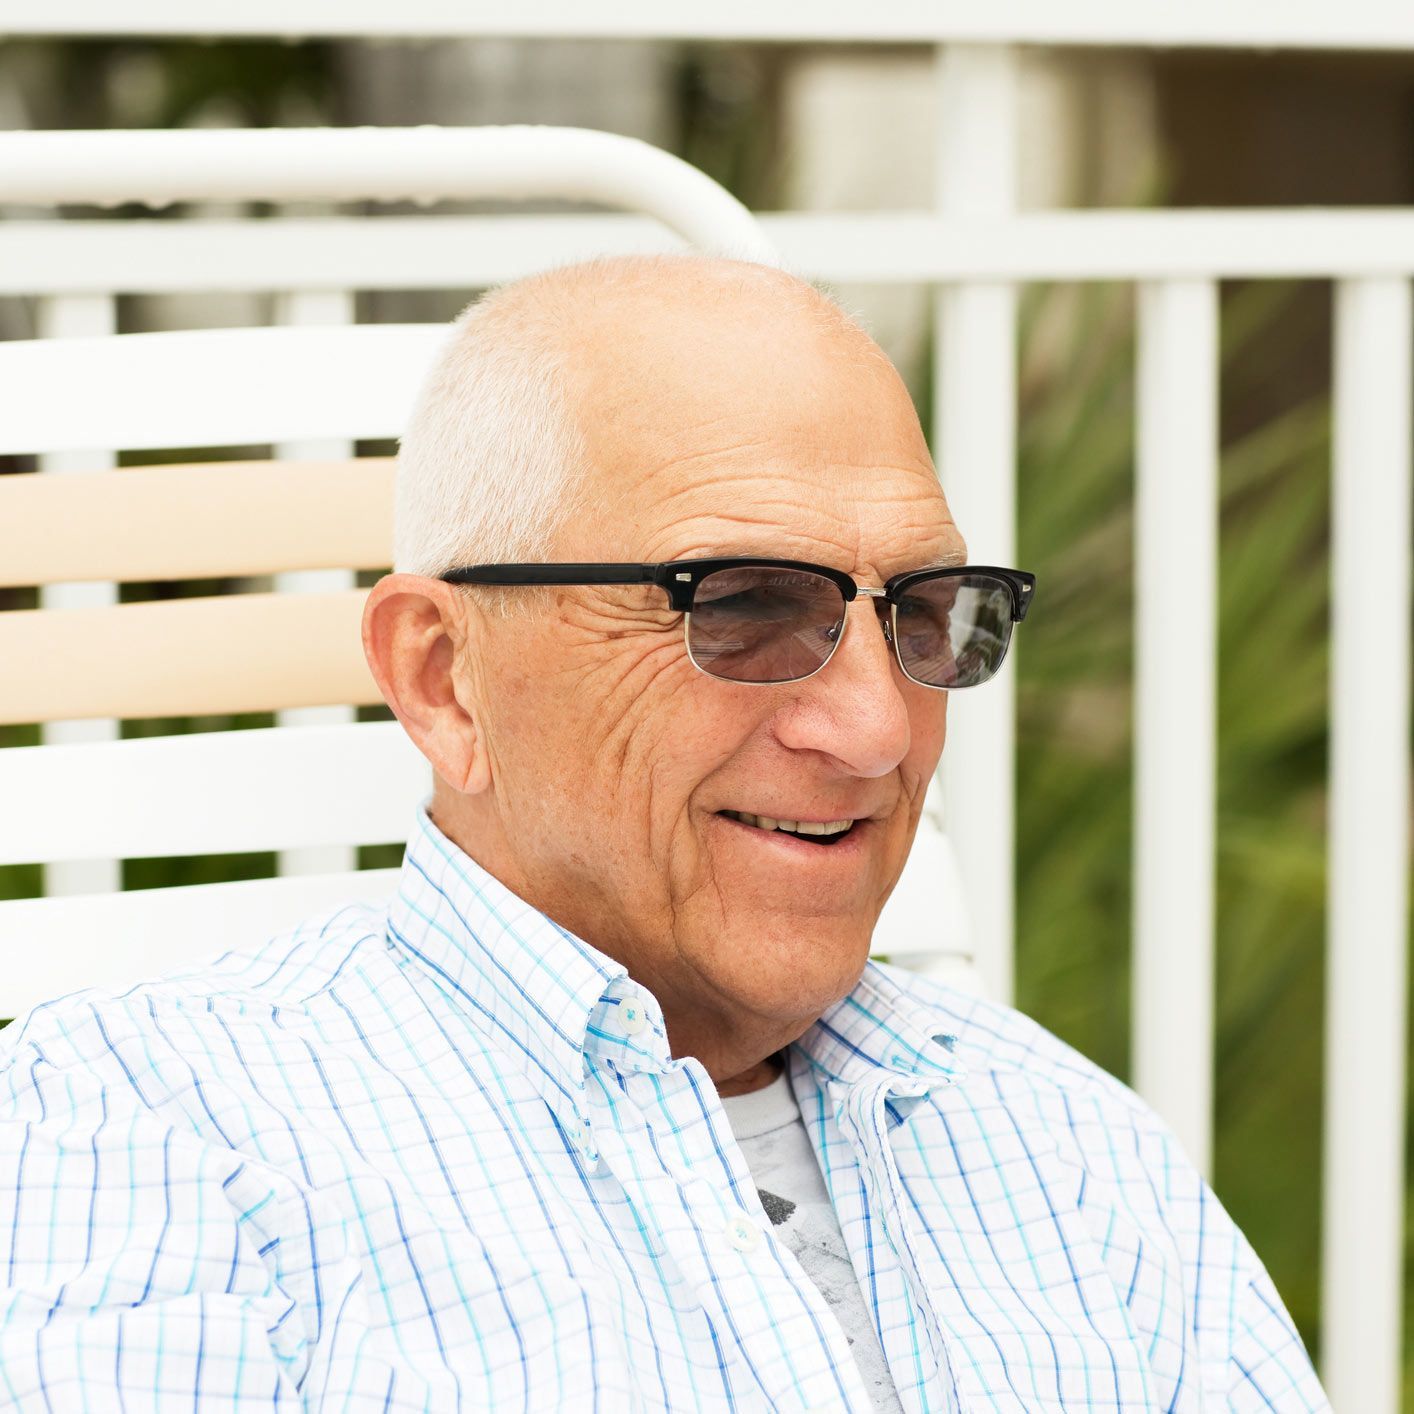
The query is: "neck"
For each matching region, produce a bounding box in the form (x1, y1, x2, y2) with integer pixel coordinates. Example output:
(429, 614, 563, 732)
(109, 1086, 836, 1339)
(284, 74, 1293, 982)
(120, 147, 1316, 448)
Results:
(716, 1050, 784, 1098)
(643, 965, 818, 1091)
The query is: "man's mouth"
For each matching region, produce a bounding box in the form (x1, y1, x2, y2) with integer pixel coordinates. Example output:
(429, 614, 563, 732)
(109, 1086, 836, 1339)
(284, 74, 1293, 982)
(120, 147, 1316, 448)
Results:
(717, 810, 858, 846)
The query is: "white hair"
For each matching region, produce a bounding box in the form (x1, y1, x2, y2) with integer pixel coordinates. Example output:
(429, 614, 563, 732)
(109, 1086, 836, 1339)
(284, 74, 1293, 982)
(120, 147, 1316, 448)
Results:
(393, 254, 880, 586)
(393, 279, 589, 579)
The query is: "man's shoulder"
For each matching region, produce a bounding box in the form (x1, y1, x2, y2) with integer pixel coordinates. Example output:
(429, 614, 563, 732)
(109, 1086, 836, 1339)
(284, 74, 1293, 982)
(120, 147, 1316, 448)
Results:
(0, 896, 393, 1075)
(875, 960, 1155, 1123)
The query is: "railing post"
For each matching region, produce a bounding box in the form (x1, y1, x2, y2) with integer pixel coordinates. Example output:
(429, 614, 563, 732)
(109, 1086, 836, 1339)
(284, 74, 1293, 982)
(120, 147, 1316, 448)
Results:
(1321, 274, 1411, 1414)
(933, 43, 1020, 1005)
(1132, 278, 1220, 1177)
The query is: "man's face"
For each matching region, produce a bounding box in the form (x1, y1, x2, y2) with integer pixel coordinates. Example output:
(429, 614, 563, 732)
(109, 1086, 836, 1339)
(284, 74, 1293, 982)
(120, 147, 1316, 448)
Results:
(455, 281, 964, 1036)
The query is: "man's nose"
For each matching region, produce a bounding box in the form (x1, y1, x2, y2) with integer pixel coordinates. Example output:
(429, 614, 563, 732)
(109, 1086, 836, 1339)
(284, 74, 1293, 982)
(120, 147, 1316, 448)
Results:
(774, 596, 912, 777)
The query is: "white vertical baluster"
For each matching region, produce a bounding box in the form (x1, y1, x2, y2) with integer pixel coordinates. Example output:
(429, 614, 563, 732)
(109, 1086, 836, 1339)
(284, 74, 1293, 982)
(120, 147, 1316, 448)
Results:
(274, 289, 359, 877)
(1321, 275, 1411, 1414)
(933, 44, 1020, 1005)
(1133, 278, 1219, 1178)
(38, 294, 121, 898)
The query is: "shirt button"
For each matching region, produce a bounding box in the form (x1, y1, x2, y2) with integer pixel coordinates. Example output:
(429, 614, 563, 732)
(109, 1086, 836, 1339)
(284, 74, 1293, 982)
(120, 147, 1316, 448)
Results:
(620, 1001, 647, 1036)
(724, 1211, 759, 1254)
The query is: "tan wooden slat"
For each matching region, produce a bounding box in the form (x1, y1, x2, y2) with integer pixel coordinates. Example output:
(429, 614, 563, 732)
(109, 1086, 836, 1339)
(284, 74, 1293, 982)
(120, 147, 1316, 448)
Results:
(0, 590, 379, 724)
(0, 459, 394, 588)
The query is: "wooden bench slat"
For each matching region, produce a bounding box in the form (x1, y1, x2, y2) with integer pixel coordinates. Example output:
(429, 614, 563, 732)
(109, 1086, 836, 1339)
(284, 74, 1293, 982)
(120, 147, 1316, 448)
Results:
(0, 459, 395, 588)
(0, 589, 379, 724)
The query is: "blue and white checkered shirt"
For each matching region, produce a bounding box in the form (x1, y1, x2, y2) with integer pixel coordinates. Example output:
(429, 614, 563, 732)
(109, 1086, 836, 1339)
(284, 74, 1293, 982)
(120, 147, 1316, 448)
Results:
(0, 805, 1329, 1411)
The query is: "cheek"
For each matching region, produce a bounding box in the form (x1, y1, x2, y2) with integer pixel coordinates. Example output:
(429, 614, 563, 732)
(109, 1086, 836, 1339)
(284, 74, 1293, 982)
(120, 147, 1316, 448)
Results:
(900, 691, 948, 804)
(920, 691, 949, 757)
(491, 631, 746, 839)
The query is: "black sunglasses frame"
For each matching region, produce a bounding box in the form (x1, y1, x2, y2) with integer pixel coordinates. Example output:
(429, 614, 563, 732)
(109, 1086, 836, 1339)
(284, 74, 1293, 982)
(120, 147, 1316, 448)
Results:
(439, 557, 1036, 621)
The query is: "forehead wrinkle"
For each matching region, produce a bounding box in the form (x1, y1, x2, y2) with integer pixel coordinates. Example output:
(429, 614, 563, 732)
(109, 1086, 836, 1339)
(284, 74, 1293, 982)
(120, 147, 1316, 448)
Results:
(657, 515, 966, 579)
(637, 470, 961, 569)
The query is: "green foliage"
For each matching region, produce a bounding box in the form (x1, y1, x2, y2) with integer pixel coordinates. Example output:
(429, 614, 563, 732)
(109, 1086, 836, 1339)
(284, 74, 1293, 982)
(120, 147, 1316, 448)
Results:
(0, 38, 336, 131)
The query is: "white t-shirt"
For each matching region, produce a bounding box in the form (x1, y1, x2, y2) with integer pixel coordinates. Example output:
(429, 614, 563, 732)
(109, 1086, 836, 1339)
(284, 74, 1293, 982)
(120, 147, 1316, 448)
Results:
(720, 1067, 904, 1413)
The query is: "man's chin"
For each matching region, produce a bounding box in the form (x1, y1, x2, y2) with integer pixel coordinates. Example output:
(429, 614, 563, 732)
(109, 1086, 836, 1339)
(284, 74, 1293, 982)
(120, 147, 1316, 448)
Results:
(694, 919, 874, 1026)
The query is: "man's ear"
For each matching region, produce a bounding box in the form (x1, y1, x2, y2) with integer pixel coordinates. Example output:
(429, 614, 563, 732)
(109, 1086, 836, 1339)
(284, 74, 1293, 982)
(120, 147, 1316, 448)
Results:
(361, 573, 492, 797)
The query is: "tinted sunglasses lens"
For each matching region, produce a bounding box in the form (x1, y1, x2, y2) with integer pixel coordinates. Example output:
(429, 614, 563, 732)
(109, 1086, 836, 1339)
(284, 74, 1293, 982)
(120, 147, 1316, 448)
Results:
(894, 574, 1014, 687)
(687, 567, 844, 683)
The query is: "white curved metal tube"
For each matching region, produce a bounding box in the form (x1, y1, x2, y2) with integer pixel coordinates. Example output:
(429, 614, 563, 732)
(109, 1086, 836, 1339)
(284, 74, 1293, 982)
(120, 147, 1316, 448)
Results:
(0, 126, 779, 267)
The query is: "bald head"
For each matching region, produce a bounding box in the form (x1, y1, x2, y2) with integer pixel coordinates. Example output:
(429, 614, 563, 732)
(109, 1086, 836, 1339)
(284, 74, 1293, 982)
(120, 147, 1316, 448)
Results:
(513, 253, 882, 359)
(394, 253, 910, 580)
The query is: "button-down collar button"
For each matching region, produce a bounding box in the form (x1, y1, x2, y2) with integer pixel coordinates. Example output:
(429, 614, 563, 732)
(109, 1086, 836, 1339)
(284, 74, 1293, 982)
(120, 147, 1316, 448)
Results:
(619, 1000, 648, 1036)
(724, 1211, 760, 1254)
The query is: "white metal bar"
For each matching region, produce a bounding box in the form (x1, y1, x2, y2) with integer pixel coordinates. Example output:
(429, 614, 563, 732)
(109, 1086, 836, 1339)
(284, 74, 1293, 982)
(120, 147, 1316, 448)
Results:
(0, 869, 403, 1022)
(35, 295, 122, 898)
(273, 290, 360, 878)
(2, 1, 1411, 50)
(1132, 279, 1220, 1178)
(0, 324, 445, 456)
(0, 723, 430, 867)
(0, 128, 777, 269)
(4, 211, 1414, 297)
(1320, 276, 1412, 1414)
(934, 44, 1020, 1006)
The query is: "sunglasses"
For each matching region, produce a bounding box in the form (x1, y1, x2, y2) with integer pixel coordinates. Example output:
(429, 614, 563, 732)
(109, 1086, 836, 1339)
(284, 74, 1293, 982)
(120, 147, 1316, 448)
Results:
(439, 557, 1035, 689)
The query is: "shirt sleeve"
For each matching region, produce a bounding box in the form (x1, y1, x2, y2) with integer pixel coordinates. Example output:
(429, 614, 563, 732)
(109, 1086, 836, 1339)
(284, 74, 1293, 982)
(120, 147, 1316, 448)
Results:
(1225, 1249, 1333, 1412)
(1125, 1097, 1332, 1412)
(0, 1031, 311, 1410)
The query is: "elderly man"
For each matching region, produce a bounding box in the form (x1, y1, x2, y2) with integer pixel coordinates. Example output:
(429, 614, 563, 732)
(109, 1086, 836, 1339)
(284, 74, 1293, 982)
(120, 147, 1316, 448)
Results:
(0, 254, 1326, 1412)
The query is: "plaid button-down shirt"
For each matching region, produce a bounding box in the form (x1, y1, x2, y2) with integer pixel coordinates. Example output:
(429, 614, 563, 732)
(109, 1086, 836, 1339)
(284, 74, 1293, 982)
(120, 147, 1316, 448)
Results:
(0, 805, 1329, 1411)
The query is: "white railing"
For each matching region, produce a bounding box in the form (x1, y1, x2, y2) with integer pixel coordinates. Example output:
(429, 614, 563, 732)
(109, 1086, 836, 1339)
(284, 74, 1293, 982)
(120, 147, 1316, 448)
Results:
(3, 1, 1413, 49)
(1, 25, 1411, 1412)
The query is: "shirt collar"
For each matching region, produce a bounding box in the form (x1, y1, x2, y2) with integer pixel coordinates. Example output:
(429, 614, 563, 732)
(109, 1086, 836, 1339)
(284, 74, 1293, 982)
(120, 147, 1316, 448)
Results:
(387, 804, 671, 1155)
(794, 961, 967, 1108)
(387, 803, 966, 1144)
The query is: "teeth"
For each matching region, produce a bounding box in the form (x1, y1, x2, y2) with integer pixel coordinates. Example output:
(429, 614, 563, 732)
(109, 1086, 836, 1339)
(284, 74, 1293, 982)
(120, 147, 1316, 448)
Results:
(724, 811, 854, 836)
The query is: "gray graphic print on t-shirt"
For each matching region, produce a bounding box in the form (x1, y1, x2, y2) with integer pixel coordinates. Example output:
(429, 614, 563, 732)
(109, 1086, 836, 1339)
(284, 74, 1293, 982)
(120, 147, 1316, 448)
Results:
(720, 1068, 904, 1413)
